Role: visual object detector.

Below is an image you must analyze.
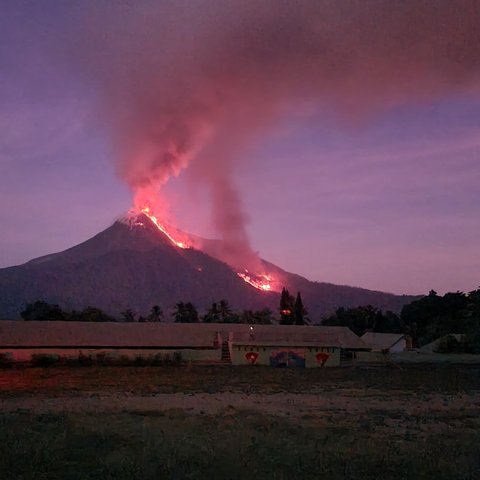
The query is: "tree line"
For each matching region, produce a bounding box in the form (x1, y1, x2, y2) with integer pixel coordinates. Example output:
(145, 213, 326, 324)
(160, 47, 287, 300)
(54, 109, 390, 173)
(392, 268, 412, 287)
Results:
(322, 288, 480, 351)
(19, 288, 480, 351)
(19, 288, 308, 325)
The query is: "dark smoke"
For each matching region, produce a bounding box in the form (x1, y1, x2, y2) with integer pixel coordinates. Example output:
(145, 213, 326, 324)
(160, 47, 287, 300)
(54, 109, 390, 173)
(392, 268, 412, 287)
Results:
(65, 0, 480, 269)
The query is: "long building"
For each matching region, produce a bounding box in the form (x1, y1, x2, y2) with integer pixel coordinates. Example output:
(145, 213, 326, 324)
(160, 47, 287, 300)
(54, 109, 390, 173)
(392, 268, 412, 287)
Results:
(0, 321, 368, 368)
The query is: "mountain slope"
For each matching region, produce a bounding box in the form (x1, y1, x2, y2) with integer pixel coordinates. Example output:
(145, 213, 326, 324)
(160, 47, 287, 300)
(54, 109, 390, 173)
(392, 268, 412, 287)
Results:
(0, 215, 420, 319)
(261, 260, 419, 317)
(198, 238, 420, 316)
(0, 215, 275, 318)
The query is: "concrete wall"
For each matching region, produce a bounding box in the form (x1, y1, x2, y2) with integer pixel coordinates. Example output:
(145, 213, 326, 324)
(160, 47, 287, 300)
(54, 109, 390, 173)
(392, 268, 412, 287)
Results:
(230, 345, 340, 368)
(0, 347, 221, 364)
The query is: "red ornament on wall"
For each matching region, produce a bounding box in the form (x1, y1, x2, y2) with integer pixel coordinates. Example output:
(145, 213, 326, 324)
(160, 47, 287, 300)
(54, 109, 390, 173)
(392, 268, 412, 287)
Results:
(316, 352, 330, 366)
(245, 351, 259, 364)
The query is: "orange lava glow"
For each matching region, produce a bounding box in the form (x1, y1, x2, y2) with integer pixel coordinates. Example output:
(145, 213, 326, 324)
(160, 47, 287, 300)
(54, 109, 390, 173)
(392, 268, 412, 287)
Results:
(237, 270, 273, 292)
(135, 204, 276, 291)
(140, 205, 190, 249)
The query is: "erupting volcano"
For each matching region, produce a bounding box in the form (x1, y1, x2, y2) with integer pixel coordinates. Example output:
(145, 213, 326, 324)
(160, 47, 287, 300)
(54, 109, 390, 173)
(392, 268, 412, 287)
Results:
(0, 210, 419, 319)
(1, 1, 477, 318)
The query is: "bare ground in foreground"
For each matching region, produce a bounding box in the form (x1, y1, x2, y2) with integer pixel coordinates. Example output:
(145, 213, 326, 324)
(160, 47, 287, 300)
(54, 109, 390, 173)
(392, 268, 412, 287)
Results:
(0, 365, 479, 479)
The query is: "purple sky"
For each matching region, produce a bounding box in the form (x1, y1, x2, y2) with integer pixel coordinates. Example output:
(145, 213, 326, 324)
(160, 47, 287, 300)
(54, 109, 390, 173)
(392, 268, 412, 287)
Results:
(1, 2, 479, 296)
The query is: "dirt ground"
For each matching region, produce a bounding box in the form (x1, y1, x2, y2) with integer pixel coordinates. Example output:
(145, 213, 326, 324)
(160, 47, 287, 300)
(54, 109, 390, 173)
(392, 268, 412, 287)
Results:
(1, 363, 478, 395)
(1, 387, 479, 420)
(1, 365, 479, 479)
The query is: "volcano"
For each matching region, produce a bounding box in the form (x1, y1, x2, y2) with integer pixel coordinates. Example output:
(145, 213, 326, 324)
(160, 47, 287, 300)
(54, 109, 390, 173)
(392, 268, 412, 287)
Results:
(0, 213, 419, 319)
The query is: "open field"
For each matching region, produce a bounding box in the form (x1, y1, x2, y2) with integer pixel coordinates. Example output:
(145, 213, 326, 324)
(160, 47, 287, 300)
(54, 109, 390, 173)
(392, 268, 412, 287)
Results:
(1, 365, 479, 479)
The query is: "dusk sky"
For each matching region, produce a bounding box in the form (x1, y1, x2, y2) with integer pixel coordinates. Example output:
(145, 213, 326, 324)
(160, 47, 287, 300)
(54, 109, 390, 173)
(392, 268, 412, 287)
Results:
(1, 1, 479, 296)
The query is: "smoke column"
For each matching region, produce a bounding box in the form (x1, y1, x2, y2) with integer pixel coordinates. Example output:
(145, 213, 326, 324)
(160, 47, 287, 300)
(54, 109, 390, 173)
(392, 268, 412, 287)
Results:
(65, 0, 480, 270)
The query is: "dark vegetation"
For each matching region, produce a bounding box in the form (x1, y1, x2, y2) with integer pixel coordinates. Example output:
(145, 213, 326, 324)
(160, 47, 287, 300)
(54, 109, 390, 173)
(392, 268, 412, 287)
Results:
(18, 288, 480, 350)
(20, 299, 285, 325)
(323, 305, 403, 337)
(0, 353, 13, 368)
(0, 365, 479, 479)
(22, 301, 117, 323)
(1, 408, 479, 480)
(29, 352, 184, 368)
(402, 290, 480, 349)
(279, 288, 308, 325)
(323, 288, 480, 349)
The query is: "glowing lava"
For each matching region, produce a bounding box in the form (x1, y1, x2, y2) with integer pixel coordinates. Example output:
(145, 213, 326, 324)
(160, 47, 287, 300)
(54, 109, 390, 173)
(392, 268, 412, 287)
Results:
(131, 205, 275, 291)
(237, 270, 273, 291)
(140, 205, 190, 249)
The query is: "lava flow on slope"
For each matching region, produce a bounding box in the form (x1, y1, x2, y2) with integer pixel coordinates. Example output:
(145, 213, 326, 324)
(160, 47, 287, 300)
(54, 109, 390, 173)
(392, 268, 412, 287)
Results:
(237, 270, 274, 291)
(139, 205, 190, 249)
(129, 205, 277, 292)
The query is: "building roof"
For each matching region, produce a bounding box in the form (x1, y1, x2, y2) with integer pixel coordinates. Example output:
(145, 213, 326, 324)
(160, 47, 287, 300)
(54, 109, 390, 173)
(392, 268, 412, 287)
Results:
(0, 321, 216, 348)
(231, 341, 339, 348)
(228, 325, 367, 349)
(0, 321, 367, 350)
(360, 332, 405, 351)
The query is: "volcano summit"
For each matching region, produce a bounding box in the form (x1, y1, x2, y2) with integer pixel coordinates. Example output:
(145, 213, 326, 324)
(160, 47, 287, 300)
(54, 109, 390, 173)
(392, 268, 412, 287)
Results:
(0, 213, 418, 319)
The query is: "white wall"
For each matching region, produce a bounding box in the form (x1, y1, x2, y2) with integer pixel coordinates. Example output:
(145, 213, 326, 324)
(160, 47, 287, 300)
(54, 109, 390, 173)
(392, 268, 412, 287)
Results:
(230, 345, 340, 367)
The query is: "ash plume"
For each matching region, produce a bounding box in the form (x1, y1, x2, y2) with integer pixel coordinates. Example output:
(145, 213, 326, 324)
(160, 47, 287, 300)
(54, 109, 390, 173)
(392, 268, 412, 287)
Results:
(64, 0, 480, 270)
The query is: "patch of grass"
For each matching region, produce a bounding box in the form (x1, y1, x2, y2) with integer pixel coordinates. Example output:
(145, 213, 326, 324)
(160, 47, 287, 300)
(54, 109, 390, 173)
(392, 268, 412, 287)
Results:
(30, 354, 60, 367)
(1, 364, 479, 478)
(0, 352, 13, 368)
(0, 410, 479, 480)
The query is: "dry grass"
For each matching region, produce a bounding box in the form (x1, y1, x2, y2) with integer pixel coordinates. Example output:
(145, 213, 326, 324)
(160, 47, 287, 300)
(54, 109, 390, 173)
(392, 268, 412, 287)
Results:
(1, 408, 479, 480)
(0, 364, 479, 479)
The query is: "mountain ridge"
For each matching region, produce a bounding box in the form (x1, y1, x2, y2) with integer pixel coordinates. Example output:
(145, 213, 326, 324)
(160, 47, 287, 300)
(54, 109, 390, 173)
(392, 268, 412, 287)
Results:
(0, 214, 421, 319)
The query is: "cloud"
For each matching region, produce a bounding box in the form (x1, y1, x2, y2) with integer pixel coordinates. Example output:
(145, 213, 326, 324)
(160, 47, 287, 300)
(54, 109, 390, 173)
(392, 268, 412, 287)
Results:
(50, 0, 480, 270)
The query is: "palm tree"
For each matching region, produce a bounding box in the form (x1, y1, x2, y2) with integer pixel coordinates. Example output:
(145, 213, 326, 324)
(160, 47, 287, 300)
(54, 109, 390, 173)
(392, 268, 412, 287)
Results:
(203, 302, 220, 323)
(172, 302, 186, 323)
(184, 302, 199, 323)
(218, 300, 232, 322)
(120, 308, 136, 322)
(173, 302, 199, 323)
(148, 305, 164, 322)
